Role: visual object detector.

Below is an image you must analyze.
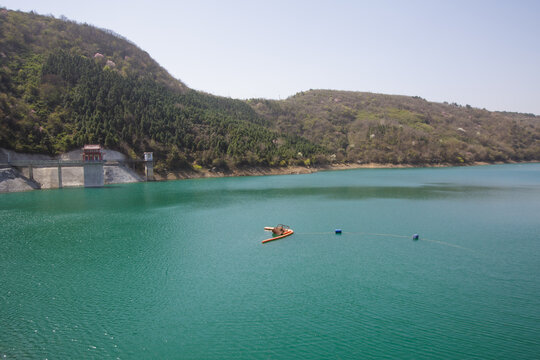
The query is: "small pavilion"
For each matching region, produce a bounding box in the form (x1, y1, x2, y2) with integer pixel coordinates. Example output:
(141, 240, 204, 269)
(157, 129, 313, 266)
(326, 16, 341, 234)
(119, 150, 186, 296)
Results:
(82, 145, 103, 162)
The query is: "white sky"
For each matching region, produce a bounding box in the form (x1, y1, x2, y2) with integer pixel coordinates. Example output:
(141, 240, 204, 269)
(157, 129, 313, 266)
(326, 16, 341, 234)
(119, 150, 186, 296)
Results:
(2, 0, 540, 114)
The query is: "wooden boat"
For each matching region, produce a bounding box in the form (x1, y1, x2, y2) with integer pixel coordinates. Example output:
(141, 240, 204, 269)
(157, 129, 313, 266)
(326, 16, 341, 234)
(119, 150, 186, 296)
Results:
(262, 228, 294, 244)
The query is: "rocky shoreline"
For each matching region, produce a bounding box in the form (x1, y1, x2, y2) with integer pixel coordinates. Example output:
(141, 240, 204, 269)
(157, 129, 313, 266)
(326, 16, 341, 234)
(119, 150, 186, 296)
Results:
(154, 160, 536, 181)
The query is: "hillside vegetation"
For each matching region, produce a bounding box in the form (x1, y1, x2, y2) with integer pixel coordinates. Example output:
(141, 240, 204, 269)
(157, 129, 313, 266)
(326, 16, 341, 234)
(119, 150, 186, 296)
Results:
(0, 9, 322, 171)
(250, 91, 539, 164)
(1, 9, 539, 171)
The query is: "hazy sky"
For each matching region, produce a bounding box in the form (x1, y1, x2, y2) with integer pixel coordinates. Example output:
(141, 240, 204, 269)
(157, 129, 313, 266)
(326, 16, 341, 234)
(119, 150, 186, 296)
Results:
(3, 0, 540, 114)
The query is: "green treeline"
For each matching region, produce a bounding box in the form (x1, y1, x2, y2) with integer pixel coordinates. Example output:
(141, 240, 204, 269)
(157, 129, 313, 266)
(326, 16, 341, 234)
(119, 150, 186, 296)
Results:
(1, 49, 323, 170)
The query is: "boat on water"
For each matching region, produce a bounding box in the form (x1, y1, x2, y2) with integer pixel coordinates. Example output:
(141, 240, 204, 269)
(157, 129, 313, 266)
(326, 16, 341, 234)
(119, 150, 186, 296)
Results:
(262, 224, 294, 244)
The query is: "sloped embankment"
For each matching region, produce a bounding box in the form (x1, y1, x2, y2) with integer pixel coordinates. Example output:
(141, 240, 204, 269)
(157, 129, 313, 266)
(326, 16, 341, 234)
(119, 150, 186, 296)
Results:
(0, 168, 40, 193)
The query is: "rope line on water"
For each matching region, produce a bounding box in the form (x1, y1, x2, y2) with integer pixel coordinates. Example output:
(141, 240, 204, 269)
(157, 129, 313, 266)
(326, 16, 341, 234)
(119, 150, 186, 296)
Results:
(295, 231, 472, 251)
(297, 231, 410, 238)
(418, 237, 472, 251)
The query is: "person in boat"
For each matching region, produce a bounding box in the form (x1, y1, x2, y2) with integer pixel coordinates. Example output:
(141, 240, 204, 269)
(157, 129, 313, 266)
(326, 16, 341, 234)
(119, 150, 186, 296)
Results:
(272, 224, 289, 235)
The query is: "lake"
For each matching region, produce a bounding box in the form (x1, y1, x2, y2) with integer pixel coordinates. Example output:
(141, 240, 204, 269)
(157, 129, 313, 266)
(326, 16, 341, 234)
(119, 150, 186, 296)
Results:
(1, 164, 540, 359)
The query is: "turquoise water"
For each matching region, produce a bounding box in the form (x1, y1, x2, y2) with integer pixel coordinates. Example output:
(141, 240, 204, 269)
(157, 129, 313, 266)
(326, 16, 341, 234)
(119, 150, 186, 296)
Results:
(1, 164, 540, 359)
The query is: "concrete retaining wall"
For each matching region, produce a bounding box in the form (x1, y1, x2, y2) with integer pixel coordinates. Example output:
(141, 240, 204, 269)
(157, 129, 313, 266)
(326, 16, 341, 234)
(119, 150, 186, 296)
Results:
(1, 148, 144, 193)
(84, 163, 104, 187)
(23, 166, 84, 188)
(31, 167, 61, 189)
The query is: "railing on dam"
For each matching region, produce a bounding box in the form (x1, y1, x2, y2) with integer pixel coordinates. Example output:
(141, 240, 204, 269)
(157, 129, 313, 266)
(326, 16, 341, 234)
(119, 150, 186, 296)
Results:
(0, 159, 148, 168)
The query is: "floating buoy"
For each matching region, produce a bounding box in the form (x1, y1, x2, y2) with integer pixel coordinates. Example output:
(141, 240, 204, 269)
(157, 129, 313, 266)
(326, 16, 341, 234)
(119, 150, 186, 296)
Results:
(413, 234, 419, 240)
(335, 229, 342, 234)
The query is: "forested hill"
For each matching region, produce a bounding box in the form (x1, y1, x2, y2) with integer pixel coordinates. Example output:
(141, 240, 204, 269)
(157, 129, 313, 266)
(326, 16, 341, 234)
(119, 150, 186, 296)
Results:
(250, 91, 540, 164)
(0, 9, 322, 171)
(1, 9, 539, 170)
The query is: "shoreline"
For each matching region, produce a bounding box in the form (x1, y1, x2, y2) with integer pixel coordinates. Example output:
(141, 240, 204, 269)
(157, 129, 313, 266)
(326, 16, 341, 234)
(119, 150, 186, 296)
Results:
(154, 160, 539, 181)
(2, 160, 538, 193)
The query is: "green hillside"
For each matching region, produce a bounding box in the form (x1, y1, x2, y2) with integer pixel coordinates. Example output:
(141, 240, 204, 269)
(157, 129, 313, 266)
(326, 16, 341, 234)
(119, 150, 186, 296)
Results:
(250, 90, 540, 164)
(1, 8, 539, 171)
(0, 9, 322, 171)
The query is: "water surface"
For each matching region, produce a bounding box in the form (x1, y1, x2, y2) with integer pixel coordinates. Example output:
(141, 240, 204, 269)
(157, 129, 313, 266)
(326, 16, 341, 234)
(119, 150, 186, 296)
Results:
(1, 164, 540, 359)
